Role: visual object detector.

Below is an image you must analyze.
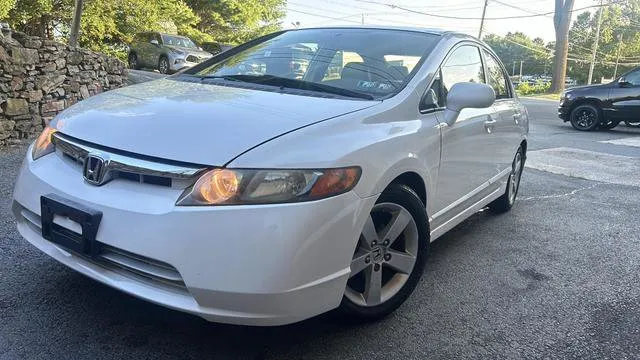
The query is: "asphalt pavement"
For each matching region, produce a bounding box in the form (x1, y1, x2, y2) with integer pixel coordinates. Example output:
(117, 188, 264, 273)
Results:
(1, 99, 639, 359)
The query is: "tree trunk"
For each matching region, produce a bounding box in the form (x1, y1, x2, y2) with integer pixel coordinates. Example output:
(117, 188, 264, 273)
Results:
(69, 0, 84, 48)
(550, 0, 575, 93)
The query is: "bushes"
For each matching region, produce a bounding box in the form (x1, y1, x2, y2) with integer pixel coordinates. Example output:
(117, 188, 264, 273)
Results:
(516, 81, 551, 95)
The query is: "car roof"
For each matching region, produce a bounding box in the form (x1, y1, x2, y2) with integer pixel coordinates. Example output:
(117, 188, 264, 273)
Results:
(292, 25, 469, 38)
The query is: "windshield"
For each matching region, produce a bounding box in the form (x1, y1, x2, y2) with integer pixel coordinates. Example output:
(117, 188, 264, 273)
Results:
(162, 35, 197, 49)
(185, 28, 440, 99)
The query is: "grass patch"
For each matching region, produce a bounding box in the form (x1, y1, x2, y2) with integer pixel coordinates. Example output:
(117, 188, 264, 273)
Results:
(522, 92, 561, 101)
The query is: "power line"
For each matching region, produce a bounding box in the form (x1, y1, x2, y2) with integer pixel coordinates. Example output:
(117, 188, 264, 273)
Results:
(491, 0, 550, 16)
(353, 0, 624, 21)
(287, 8, 363, 24)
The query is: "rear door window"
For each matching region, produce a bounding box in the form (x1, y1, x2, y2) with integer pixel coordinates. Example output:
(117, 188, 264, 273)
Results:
(483, 50, 511, 99)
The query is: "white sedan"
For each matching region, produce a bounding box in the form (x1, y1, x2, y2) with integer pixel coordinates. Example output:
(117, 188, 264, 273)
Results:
(13, 26, 528, 326)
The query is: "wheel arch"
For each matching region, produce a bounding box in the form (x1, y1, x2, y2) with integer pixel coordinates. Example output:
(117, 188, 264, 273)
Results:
(569, 98, 604, 117)
(389, 172, 427, 207)
(366, 156, 433, 219)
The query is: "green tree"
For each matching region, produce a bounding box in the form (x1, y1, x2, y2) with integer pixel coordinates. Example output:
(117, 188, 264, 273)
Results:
(567, 0, 640, 84)
(483, 32, 552, 76)
(4, 0, 73, 37)
(186, 0, 286, 44)
(0, 0, 17, 19)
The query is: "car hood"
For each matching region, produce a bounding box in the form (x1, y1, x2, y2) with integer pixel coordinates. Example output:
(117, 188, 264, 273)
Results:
(566, 83, 611, 93)
(51, 79, 378, 166)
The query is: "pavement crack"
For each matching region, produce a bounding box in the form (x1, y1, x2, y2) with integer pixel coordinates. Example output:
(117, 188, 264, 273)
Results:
(521, 183, 600, 201)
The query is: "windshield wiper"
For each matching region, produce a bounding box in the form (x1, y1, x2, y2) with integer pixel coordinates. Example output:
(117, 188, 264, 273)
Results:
(198, 75, 244, 82)
(199, 74, 375, 100)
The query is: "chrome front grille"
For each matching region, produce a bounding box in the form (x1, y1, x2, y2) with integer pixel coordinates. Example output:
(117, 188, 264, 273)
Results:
(52, 133, 207, 189)
(16, 204, 187, 291)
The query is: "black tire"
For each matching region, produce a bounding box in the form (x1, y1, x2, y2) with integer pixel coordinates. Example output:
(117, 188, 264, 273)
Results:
(625, 120, 640, 128)
(570, 104, 601, 131)
(339, 183, 429, 322)
(158, 56, 170, 74)
(599, 119, 620, 130)
(489, 145, 525, 214)
(128, 53, 139, 70)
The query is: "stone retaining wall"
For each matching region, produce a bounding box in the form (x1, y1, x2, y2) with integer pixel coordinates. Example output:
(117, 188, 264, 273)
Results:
(0, 30, 127, 146)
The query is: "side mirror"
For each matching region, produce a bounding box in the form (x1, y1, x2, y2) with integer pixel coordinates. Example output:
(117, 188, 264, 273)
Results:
(618, 77, 631, 87)
(442, 82, 496, 126)
(150, 39, 159, 46)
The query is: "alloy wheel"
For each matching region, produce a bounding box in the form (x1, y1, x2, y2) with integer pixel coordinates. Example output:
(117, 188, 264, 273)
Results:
(159, 58, 169, 74)
(128, 55, 137, 69)
(575, 108, 597, 129)
(345, 203, 419, 307)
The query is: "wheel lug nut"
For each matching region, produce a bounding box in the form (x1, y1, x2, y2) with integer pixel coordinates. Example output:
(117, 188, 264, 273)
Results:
(365, 256, 371, 264)
(372, 240, 377, 246)
(374, 264, 381, 271)
(384, 254, 391, 261)
(383, 239, 389, 246)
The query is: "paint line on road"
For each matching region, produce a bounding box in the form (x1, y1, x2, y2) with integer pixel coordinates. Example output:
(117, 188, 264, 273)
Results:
(599, 137, 640, 148)
(526, 147, 640, 187)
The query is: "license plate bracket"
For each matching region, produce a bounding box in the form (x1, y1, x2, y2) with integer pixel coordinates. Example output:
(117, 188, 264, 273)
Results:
(40, 194, 102, 256)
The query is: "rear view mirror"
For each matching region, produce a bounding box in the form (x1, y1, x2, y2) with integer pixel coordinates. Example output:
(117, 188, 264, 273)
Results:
(442, 82, 496, 126)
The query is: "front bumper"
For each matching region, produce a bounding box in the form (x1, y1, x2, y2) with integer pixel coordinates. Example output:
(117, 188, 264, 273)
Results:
(12, 147, 375, 325)
(558, 105, 570, 121)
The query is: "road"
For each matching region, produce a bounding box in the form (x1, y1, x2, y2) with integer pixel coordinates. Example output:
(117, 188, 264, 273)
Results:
(1, 99, 639, 359)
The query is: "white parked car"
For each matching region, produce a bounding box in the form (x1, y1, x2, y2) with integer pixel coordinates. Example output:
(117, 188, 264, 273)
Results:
(13, 26, 528, 326)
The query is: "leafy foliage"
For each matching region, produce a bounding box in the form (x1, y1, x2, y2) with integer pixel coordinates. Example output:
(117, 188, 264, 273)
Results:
(0, 0, 16, 19)
(484, 32, 553, 77)
(185, 0, 286, 44)
(484, 0, 640, 87)
(0, 0, 286, 59)
(516, 81, 551, 95)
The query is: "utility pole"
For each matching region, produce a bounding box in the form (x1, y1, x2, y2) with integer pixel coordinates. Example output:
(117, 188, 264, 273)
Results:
(361, 13, 365, 25)
(519, 60, 524, 79)
(587, 0, 603, 84)
(478, 0, 489, 39)
(69, 0, 84, 47)
(613, 34, 623, 79)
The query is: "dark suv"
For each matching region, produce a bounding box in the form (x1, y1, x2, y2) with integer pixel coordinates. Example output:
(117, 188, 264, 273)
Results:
(558, 67, 640, 131)
(128, 32, 213, 74)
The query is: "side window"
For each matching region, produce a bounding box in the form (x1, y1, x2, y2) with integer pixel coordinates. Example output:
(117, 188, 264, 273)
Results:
(153, 33, 162, 45)
(625, 69, 640, 86)
(421, 70, 445, 110)
(441, 45, 485, 97)
(483, 50, 510, 99)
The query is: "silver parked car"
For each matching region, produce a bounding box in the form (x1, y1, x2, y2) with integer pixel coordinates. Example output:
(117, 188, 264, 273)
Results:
(128, 32, 213, 74)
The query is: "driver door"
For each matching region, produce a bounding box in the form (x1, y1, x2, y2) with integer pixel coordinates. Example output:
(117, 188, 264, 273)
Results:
(430, 44, 500, 221)
(611, 68, 640, 120)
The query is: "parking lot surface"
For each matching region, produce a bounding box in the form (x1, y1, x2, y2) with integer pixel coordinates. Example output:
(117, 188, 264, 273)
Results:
(1, 99, 639, 359)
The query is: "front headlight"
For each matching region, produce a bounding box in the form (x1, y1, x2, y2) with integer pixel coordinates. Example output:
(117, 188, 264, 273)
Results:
(562, 92, 573, 100)
(176, 167, 361, 206)
(32, 126, 57, 160)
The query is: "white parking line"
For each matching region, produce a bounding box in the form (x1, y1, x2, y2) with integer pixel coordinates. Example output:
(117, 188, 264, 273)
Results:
(526, 147, 640, 187)
(599, 137, 640, 148)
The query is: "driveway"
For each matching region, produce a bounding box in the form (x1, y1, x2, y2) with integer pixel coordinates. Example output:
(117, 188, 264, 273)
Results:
(0, 99, 639, 359)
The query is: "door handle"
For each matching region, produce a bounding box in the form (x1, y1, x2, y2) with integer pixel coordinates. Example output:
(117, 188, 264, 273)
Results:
(513, 111, 521, 124)
(484, 118, 497, 133)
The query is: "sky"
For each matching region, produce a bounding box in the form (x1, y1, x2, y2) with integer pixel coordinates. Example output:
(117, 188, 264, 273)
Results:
(283, 0, 598, 42)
